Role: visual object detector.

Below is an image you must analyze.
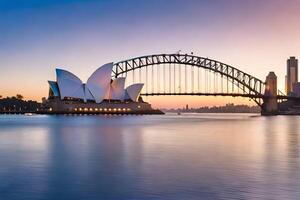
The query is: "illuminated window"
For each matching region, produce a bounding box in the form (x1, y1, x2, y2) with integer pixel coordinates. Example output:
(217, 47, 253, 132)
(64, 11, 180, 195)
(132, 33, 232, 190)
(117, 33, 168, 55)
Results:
(137, 105, 141, 108)
(79, 108, 82, 111)
(117, 108, 121, 111)
(122, 108, 126, 111)
(89, 108, 93, 111)
(84, 108, 88, 111)
(127, 108, 131, 111)
(49, 108, 53, 111)
(99, 108, 103, 111)
(74, 108, 77, 111)
(95, 108, 98, 111)
(108, 108, 112, 111)
(113, 108, 117, 111)
(104, 108, 107, 111)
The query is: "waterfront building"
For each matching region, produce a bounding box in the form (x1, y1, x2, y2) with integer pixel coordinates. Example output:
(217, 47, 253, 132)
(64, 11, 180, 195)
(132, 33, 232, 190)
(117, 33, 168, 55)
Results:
(42, 63, 162, 114)
(286, 56, 298, 94)
(185, 104, 189, 110)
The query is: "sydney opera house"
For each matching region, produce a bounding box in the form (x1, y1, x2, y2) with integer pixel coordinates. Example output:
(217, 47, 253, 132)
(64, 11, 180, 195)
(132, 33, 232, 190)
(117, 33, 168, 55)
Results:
(41, 63, 162, 114)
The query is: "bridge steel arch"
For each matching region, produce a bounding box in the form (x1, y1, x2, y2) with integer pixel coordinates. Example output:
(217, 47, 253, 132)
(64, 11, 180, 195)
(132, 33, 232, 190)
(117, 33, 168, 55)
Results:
(112, 54, 266, 106)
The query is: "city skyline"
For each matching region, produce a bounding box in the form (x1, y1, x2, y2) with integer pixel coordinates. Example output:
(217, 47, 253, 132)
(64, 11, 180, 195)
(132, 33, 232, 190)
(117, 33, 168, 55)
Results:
(1, 0, 300, 108)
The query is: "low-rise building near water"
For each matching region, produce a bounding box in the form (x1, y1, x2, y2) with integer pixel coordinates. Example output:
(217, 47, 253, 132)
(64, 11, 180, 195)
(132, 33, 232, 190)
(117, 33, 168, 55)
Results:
(41, 63, 163, 114)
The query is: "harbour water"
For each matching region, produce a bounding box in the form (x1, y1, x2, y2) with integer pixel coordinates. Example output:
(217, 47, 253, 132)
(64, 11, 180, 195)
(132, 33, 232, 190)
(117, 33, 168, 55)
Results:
(0, 114, 300, 200)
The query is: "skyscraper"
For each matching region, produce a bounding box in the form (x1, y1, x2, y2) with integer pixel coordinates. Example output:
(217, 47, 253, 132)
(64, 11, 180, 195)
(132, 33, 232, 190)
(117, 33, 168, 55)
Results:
(286, 56, 298, 94)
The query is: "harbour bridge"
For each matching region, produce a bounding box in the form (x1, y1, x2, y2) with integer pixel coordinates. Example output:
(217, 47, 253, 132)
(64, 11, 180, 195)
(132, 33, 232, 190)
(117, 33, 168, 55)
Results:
(111, 53, 296, 114)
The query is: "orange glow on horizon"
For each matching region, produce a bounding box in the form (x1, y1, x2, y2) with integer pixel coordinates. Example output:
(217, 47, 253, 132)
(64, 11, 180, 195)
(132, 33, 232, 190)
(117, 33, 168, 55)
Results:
(146, 96, 256, 109)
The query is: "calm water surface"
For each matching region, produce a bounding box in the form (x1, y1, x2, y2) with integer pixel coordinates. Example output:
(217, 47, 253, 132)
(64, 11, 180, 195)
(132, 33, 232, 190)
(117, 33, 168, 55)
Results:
(0, 113, 300, 200)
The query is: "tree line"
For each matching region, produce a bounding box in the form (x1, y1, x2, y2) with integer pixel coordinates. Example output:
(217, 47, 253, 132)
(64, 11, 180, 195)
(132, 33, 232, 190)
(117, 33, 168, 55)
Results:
(0, 94, 41, 113)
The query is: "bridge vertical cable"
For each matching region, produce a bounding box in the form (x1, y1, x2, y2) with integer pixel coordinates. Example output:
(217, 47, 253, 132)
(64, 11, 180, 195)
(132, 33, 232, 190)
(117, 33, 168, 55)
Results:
(205, 69, 207, 93)
(133, 66, 135, 84)
(163, 64, 166, 94)
(157, 64, 160, 93)
(198, 66, 200, 93)
(169, 63, 171, 93)
(214, 72, 216, 93)
(152, 63, 154, 93)
(192, 65, 194, 93)
(221, 74, 223, 93)
(146, 65, 148, 94)
(232, 69, 234, 94)
(210, 70, 212, 93)
(139, 66, 141, 83)
(179, 64, 181, 93)
(184, 64, 187, 93)
(173, 63, 176, 93)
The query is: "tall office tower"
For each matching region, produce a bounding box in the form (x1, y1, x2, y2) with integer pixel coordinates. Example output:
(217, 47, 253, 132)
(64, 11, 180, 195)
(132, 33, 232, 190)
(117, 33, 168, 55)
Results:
(286, 56, 298, 94)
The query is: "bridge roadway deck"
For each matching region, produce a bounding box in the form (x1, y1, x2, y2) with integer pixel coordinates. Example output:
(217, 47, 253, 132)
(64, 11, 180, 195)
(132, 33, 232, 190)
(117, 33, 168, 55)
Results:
(141, 93, 300, 100)
(142, 93, 263, 98)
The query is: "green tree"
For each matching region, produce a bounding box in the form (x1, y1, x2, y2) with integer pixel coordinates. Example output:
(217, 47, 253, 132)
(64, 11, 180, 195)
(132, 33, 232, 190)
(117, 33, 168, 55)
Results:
(16, 94, 24, 100)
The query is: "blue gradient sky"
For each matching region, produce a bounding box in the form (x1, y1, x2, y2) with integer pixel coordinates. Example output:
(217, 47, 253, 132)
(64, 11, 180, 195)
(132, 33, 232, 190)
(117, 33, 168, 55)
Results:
(1, 0, 300, 108)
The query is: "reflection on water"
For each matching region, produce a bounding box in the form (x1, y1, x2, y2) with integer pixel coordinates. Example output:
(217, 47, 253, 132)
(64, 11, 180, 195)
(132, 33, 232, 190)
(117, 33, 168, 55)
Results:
(0, 114, 300, 200)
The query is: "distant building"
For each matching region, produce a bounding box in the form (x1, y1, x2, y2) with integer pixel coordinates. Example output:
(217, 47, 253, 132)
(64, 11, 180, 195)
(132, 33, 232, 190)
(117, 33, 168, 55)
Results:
(286, 57, 298, 94)
(292, 82, 300, 97)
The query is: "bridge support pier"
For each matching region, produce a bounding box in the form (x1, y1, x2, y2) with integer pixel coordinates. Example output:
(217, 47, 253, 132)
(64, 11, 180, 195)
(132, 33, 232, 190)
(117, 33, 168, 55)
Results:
(261, 72, 278, 115)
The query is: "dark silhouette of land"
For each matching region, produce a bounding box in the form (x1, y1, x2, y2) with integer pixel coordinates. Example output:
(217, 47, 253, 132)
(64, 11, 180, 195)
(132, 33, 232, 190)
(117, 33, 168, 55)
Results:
(0, 95, 260, 114)
(162, 103, 260, 113)
(0, 95, 41, 113)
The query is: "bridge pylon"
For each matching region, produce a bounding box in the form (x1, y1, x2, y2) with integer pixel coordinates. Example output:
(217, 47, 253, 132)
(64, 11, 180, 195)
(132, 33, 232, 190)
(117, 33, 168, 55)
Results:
(261, 72, 278, 115)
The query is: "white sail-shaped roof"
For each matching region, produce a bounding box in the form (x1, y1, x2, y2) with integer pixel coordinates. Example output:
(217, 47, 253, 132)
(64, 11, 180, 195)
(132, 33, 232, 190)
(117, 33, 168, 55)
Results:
(86, 63, 113, 103)
(48, 81, 60, 97)
(103, 84, 111, 100)
(104, 77, 126, 100)
(125, 83, 144, 102)
(111, 77, 126, 100)
(56, 69, 85, 100)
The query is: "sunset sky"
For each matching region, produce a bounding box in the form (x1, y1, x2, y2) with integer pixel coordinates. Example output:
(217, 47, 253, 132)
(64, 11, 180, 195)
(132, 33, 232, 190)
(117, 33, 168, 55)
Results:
(1, 0, 300, 108)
